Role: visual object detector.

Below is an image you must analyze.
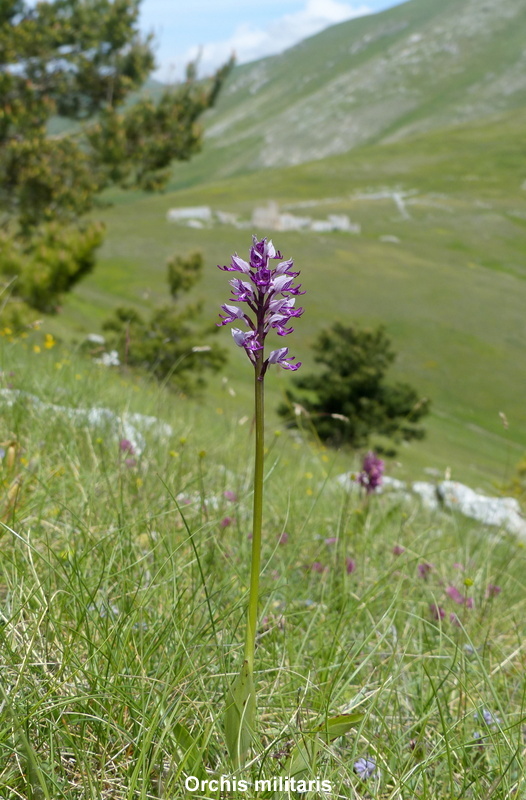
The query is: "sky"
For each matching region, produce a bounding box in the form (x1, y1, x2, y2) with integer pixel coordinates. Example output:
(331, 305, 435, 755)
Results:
(139, 0, 407, 82)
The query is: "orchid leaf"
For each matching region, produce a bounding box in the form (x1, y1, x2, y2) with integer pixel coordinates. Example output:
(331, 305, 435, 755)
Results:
(224, 660, 256, 769)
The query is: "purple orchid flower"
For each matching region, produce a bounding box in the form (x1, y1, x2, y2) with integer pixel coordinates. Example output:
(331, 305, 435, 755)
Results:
(218, 237, 303, 377)
(356, 451, 384, 494)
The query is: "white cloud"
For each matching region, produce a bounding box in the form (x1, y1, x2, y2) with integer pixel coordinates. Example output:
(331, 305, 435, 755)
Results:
(156, 0, 371, 80)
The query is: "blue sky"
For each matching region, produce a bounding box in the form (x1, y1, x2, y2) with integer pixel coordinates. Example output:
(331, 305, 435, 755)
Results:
(139, 0, 407, 81)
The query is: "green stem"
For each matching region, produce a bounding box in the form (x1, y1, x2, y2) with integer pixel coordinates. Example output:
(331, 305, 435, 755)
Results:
(244, 363, 264, 671)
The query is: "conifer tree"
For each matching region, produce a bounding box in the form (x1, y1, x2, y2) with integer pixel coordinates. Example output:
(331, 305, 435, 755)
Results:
(278, 322, 429, 451)
(0, 0, 232, 324)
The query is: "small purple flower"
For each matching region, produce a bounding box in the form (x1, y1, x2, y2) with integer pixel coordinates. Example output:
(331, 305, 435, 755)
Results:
(218, 237, 303, 376)
(124, 457, 137, 468)
(119, 438, 135, 455)
(475, 709, 501, 728)
(310, 562, 326, 573)
(418, 562, 433, 579)
(220, 516, 233, 529)
(446, 586, 465, 605)
(278, 531, 289, 544)
(223, 490, 238, 502)
(353, 757, 377, 779)
(346, 557, 356, 574)
(486, 583, 501, 599)
(356, 451, 384, 494)
(325, 537, 337, 545)
(392, 545, 405, 556)
(446, 585, 474, 608)
(449, 612, 461, 627)
(430, 603, 445, 621)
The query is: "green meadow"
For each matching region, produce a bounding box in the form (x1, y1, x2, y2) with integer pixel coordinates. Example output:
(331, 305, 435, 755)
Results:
(49, 105, 526, 488)
(1, 338, 525, 798)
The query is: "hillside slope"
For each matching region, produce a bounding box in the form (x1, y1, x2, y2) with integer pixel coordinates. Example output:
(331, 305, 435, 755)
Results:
(50, 105, 526, 486)
(170, 0, 526, 186)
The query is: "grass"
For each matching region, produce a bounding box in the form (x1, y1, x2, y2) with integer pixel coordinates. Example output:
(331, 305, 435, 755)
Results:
(1, 336, 525, 798)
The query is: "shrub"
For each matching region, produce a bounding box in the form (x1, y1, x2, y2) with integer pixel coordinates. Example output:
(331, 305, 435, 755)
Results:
(102, 252, 227, 393)
(277, 322, 429, 450)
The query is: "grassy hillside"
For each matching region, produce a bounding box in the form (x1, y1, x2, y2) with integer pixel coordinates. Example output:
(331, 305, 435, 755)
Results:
(1, 331, 525, 798)
(166, 0, 526, 187)
(46, 105, 526, 488)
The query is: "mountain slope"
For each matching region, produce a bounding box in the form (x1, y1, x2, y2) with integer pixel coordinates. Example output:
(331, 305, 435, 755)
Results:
(170, 0, 526, 186)
(50, 104, 526, 486)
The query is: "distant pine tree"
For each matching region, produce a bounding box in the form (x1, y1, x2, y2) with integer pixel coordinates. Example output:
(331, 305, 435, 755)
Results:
(277, 322, 429, 451)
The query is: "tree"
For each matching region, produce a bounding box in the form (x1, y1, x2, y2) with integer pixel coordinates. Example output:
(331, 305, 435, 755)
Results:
(0, 0, 232, 325)
(101, 251, 227, 393)
(277, 322, 430, 451)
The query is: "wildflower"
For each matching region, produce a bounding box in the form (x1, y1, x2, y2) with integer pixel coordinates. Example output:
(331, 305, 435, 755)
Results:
(223, 490, 238, 502)
(445, 585, 474, 608)
(418, 562, 433, 578)
(430, 603, 445, 621)
(353, 757, 377, 779)
(356, 451, 384, 494)
(278, 532, 289, 544)
(392, 544, 405, 556)
(119, 439, 135, 455)
(219, 237, 304, 767)
(220, 516, 233, 528)
(310, 562, 326, 573)
(449, 612, 461, 627)
(325, 536, 337, 545)
(446, 585, 465, 604)
(474, 709, 501, 728)
(346, 556, 356, 574)
(218, 237, 303, 376)
(124, 458, 137, 468)
(486, 583, 501, 598)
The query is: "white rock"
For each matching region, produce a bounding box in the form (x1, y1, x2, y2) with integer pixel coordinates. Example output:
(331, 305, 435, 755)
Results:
(413, 481, 441, 511)
(0, 389, 172, 455)
(437, 480, 526, 539)
(332, 471, 526, 540)
(380, 475, 407, 492)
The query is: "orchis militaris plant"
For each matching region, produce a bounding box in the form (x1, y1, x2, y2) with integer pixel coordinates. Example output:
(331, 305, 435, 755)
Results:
(218, 236, 304, 767)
